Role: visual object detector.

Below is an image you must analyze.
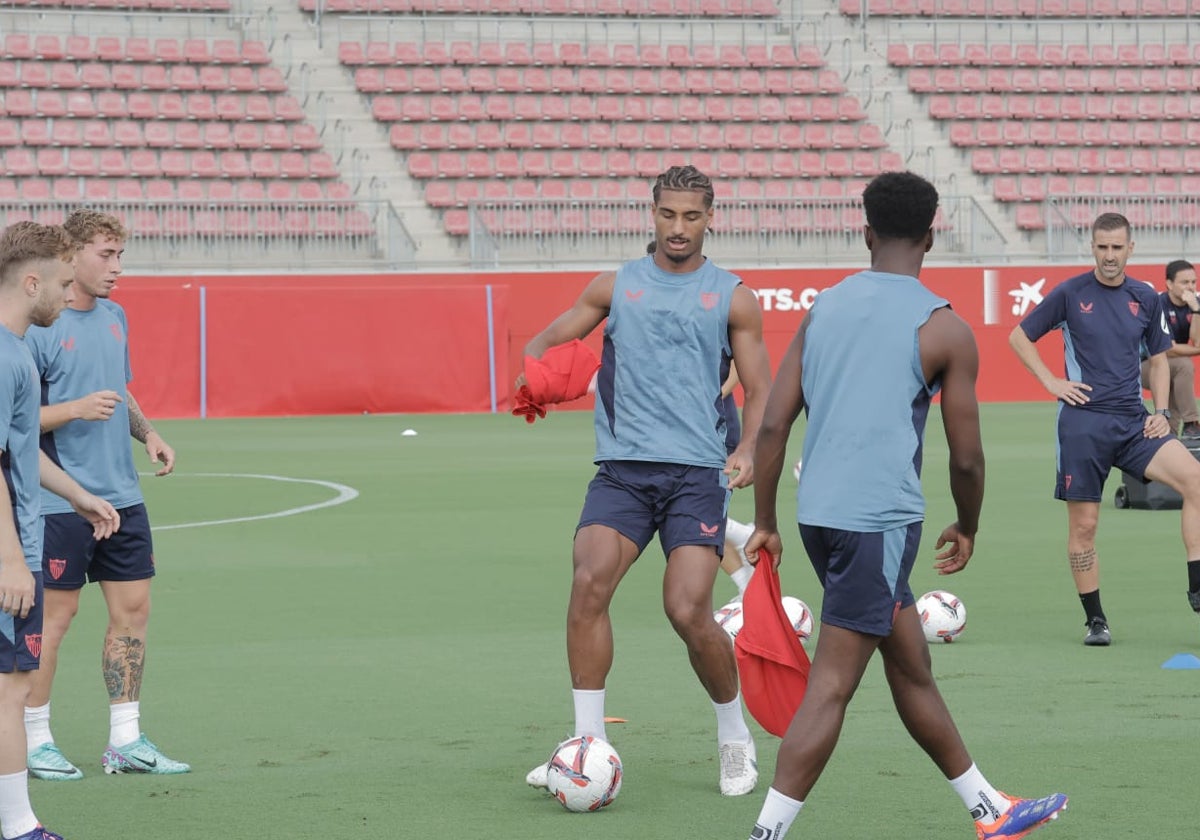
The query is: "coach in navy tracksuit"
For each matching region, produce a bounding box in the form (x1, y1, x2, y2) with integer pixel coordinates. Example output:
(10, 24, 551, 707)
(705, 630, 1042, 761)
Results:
(1010, 212, 1200, 647)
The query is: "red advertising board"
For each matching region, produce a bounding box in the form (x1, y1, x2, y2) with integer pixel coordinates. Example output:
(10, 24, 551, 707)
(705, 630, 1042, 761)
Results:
(113, 263, 1174, 418)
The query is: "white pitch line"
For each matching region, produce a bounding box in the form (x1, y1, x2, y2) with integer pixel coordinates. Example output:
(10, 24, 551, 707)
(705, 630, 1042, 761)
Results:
(145, 472, 360, 532)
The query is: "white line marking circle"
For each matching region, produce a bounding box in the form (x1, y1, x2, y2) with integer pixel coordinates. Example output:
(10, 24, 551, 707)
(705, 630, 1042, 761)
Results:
(143, 472, 360, 532)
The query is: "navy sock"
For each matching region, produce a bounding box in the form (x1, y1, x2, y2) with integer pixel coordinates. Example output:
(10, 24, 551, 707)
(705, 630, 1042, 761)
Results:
(1079, 589, 1105, 622)
(1188, 560, 1200, 594)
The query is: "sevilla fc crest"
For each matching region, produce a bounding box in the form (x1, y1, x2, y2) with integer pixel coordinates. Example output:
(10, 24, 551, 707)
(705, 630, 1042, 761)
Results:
(25, 634, 42, 658)
(700, 292, 719, 310)
(1128, 302, 1139, 316)
(48, 557, 66, 579)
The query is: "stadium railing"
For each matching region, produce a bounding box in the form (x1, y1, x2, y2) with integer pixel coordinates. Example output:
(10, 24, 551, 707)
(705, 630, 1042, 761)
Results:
(454, 193, 1008, 267)
(1045, 194, 1200, 262)
(0, 199, 418, 271)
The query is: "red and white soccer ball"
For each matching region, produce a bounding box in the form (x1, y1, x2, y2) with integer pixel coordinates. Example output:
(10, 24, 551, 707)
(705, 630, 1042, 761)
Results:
(714, 600, 746, 639)
(546, 736, 623, 813)
(716, 597, 814, 644)
(917, 590, 966, 643)
(781, 596, 814, 644)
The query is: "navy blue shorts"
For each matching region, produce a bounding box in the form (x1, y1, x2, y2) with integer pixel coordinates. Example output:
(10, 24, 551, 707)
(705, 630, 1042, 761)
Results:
(43, 503, 156, 590)
(578, 461, 730, 559)
(799, 522, 922, 637)
(1056, 405, 1172, 502)
(0, 571, 43, 672)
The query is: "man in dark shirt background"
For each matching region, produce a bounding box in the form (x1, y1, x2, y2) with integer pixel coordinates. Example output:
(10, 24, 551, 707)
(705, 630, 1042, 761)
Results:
(1141, 259, 1200, 438)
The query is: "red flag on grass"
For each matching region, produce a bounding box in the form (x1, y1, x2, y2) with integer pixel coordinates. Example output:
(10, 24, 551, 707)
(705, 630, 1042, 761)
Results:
(735, 548, 812, 737)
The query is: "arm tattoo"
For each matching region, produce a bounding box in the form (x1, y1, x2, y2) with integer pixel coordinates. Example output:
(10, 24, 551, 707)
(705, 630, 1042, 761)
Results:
(1069, 547, 1097, 573)
(126, 391, 155, 444)
(103, 635, 145, 702)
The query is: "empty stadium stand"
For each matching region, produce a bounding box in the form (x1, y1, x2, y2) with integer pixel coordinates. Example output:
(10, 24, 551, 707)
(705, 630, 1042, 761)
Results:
(0, 0, 1192, 267)
(356, 36, 903, 239)
(887, 37, 1200, 231)
(0, 17, 376, 267)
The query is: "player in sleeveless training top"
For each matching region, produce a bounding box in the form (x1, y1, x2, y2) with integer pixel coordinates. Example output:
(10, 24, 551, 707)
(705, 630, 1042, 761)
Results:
(522, 166, 772, 798)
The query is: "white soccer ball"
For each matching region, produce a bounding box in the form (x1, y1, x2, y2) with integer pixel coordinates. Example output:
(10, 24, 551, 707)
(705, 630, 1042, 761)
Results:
(792, 459, 803, 481)
(781, 596, 814, 644)
(714, 600, 745, 639)
(546, 736, 623, 812)
(917, 590, 966, 643)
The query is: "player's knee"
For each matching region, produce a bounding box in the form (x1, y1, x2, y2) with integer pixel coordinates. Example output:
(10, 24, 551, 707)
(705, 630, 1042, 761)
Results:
(1068, 513, 1099, 543)
(568, 564, 617, 612)
(662, 595, 709, 639)
(883, 650, 934, 692)
(805, 668, 860, 707)
(46, 595, 80, 623)
(1175, 468, 1200, 501)
(0, 673, 33, 709)
(108, 599, 151, 633)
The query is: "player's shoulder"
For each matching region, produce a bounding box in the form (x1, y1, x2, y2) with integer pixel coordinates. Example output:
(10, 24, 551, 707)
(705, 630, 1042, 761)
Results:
(0, 327, 22, 353)
(705, 258, 741, 283)
(96, 298, 127, 319)
(23, 320, 56, 344)
(1125, 276, 1160, 302)
(0, 332, 30, 376)
(925, 303, 973, 339)
(1057, 271, 1094, 291)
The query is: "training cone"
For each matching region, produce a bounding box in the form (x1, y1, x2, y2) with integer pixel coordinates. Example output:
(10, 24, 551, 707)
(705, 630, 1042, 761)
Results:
(1161, 653, 1200, 670)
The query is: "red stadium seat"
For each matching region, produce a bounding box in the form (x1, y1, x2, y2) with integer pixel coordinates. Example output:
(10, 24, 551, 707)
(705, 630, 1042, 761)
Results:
(143, 122, 173, 148)
(530, 123, 560, 149)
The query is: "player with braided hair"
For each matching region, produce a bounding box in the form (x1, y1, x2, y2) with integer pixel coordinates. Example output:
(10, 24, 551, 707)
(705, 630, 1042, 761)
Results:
(522, 166, 772, 798)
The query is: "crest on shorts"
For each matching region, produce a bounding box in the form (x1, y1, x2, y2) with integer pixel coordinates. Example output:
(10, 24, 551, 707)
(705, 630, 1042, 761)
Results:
(701, 292, 719, 310)
(1128, 301, 1140, 316)
(25, 634, 41, 658)
(48, 557, 66, 579)
(1065, 475, 1073, 490)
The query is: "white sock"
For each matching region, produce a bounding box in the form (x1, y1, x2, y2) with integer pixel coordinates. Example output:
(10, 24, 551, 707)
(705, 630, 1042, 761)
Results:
(713, 692, 752, 744)
(572, 689, 606, 741)
(730, 563, 754, 594)
(725, 517, 754, 548)
(949, 763, 1011, 822)
(749, 787, 804, 839)
(109, 701, 140, 748)
(0, 770, 37, 839)
(23, 704, 52, 751)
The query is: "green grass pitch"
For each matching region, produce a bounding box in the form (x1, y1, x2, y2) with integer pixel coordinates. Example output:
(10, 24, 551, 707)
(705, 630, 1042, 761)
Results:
(35, 406, 1198, 839)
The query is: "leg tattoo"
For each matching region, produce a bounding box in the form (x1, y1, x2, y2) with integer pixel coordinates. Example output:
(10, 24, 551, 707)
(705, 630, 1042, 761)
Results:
(1068, 548, 1096, 574)
(103, 635, 145, 702)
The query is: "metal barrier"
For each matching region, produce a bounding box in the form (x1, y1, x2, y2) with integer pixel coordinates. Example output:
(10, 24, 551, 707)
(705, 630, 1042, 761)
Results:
(873, 11, 1200, 50)
(1045, 194, 1200, 262)
(0, 200, 418, 271)
(460, 193, 1008, 267)
(334, 13, 829, 55)
(0, 6, 271, 42)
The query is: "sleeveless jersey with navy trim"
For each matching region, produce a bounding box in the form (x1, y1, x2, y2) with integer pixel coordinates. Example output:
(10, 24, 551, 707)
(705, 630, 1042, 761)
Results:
(594, 255, 741, 468)
(0, 327, 44, 570)
(1158, 291, 1193, 346)
(797, 271, 948, 532)
(1020, 271, 1170, 414)
(25, 301, 142, 513)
